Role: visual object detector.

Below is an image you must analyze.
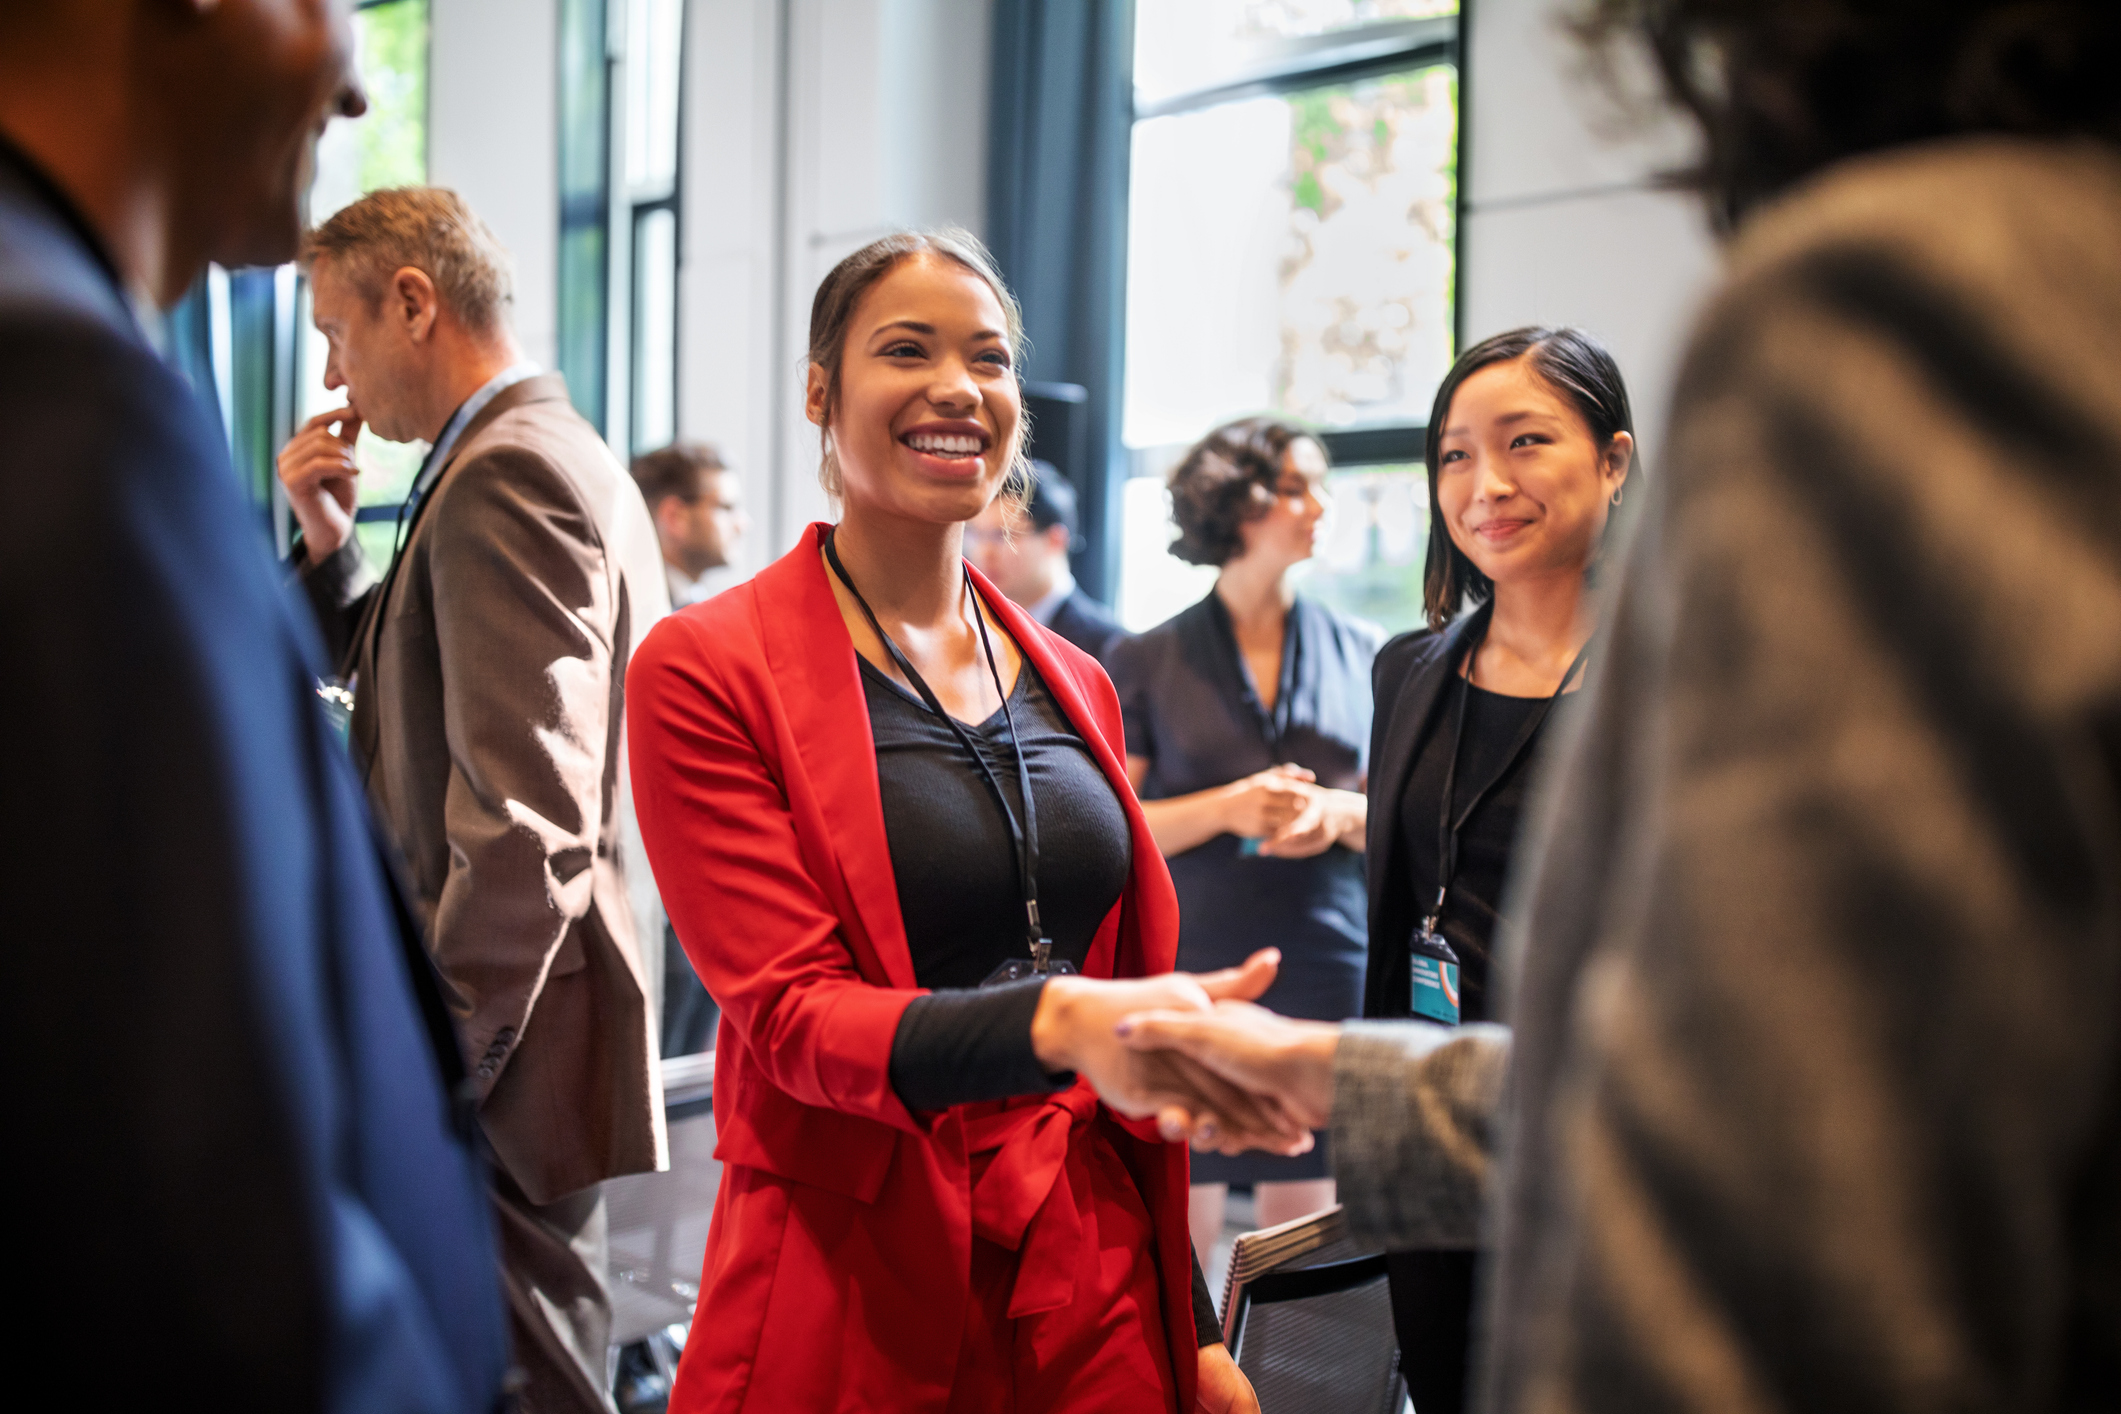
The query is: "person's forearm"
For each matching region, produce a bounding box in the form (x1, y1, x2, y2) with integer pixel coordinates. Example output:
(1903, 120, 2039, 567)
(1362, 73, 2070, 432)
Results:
(1139, 788, 1236, 857)
(1332, 789, 1367, 853)
(1330, 1021, 1510, 1250)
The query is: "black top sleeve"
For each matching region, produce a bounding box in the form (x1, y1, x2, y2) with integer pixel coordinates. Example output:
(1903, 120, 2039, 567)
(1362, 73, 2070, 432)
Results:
(887, 978, 1072, 1113)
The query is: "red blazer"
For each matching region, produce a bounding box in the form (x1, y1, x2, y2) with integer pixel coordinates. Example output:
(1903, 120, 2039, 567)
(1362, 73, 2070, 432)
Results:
(626, 524, 1196, 1413)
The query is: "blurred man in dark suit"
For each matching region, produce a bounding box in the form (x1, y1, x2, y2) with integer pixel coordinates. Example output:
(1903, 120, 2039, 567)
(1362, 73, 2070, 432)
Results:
(0, 4, 506, 1411)
(966, 459, 1128, 663)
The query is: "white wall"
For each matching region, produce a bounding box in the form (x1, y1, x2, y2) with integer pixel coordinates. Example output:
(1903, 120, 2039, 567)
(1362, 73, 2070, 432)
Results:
(679, 0, 992, 568)
(429, 0, 562, 373)
(1459, 0, 1721, 466)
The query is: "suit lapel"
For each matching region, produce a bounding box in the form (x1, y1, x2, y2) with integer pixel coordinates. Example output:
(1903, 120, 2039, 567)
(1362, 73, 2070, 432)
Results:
(347, 375, 570, 767)
(1365, 602, 1489, 931)
(754, 525, 919, 990)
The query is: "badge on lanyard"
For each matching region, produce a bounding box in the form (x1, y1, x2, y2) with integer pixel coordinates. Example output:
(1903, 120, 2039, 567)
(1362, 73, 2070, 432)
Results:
(1409, 915, 1462, 1026)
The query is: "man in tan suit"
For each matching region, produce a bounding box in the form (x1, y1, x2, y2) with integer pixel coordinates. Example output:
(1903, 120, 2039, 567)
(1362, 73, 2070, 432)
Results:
(278, 187, 668, 1414)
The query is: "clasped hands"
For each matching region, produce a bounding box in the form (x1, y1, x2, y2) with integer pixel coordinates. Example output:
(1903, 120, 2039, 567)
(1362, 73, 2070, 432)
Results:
(1030, 948, 1340, 1155)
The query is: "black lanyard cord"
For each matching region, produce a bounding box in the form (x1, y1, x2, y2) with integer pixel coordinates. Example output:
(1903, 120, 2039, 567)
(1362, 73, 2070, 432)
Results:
(824, 528, 1053, 968)
(1425, 623, 1593, 934)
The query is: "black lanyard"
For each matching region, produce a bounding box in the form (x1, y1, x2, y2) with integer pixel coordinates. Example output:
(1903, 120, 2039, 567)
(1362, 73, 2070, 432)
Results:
(824, 529, 1057, 974)
(1422, 623, 1593, 938)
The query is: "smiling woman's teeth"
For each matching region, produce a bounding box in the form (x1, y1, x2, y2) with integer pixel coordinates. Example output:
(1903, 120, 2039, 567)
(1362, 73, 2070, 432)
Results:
(907, 434, 982, 457)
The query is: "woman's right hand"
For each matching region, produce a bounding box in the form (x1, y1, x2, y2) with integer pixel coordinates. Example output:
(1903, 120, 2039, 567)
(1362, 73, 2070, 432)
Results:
(1217, 764, 1317, 840)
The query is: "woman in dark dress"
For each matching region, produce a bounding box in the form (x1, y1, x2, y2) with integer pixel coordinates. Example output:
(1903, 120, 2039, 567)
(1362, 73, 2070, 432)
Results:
(1107, 418, 1382, 1258)
(1363, 327, 1636, 1413)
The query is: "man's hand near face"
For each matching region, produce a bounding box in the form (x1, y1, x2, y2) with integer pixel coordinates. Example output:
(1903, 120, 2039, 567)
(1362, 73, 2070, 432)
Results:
(276, 405, 363, 558)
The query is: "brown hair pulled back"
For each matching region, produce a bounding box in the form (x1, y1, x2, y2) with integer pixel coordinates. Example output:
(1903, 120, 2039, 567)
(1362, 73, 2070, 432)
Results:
(805, 228, 1032, 510)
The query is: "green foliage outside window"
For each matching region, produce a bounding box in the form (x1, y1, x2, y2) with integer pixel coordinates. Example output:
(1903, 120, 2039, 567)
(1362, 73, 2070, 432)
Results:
(353, 0, 429, 193)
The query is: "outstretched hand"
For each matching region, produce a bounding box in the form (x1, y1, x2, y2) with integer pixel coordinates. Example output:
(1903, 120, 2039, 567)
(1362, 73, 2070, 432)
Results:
(1031, 950, 1314, 1155)
(1114, 998, 1342, 1155)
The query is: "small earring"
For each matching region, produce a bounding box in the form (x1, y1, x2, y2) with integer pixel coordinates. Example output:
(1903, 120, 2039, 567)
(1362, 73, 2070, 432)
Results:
(1610, 487, 1624, 507)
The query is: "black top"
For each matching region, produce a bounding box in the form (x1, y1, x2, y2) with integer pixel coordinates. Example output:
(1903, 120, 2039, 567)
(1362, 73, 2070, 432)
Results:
(1392, 676, 1572, 1023)
(871, 658, 1131, 1109)
(865, 652, 1223, 1344)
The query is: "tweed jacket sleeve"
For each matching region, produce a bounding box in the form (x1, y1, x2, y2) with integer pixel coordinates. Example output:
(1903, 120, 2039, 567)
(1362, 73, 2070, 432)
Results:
(1329, 1020, 1511, 1250)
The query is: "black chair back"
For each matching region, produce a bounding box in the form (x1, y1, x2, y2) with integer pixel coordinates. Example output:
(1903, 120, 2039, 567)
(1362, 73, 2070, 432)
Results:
(1222, 1205, 1406, 1414)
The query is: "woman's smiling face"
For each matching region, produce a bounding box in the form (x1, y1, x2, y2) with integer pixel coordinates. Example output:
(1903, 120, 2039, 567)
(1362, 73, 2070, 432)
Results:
(808, 252, 1022, 526)
(1434, 356, 1630, 588)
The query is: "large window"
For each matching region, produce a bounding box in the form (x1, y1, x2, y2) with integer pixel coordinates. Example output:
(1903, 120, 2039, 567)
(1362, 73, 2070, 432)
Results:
(559, 0, 684, 456)
(1118, 0, 1457, 635)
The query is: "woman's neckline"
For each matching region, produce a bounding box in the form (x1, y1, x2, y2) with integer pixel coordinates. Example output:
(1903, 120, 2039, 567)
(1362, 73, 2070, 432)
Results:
(860, 653, 1034, 731)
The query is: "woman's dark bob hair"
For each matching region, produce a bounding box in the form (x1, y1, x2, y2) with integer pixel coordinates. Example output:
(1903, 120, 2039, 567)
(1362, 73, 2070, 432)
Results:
(1578, 0, 2121, 231)
(1421, 327, 1634, 631)
(1166, 416, 1325, 567)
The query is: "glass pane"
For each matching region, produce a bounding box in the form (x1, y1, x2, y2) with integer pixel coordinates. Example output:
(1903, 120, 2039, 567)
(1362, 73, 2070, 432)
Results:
(1123, 65, 1458, 448)
(624, 0, 684, 199)
(559, 0, 611, 432)
(1117, 475, 1218, 632)
(309, 0, 429, 223)
(1119, 465, 1430, 636)
(1289, 464, 1428, 633)
(1135, 0, 1456, 109)
(631, 207, 679, 454)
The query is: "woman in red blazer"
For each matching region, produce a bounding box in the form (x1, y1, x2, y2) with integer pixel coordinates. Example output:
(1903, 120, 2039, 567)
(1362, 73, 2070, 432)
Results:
(626, 230, 1287, 1413)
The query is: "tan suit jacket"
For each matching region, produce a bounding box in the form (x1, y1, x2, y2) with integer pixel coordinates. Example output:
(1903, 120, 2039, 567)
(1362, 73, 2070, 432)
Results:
(303, 373, 669, 1204)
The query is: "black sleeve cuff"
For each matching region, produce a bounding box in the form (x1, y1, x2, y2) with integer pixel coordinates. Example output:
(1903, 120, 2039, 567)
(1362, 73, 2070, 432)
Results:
(1192, 1246, 1223, 1346)
(888, 978, 1074, 1114)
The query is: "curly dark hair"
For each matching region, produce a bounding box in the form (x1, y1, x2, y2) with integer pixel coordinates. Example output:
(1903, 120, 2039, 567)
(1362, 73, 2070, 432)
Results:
(1422, 327, 1635, 631)
(1578, 0, 2121, 230)
(1166, 417, 1324, 567)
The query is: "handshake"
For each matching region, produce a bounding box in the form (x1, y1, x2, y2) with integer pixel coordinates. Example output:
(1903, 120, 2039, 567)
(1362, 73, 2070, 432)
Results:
(1028, 948, 1343, 1154)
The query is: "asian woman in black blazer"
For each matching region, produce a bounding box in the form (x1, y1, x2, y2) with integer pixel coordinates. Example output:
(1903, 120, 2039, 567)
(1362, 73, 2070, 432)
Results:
(1363, 327, 1637, 1413)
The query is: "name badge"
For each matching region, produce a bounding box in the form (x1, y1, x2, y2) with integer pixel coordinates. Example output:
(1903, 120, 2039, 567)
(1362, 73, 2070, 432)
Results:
(1410, 952, 1461, 1026)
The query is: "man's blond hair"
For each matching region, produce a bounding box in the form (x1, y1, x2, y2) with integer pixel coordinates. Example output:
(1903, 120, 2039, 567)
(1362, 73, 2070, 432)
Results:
(302, 187, 513, 336)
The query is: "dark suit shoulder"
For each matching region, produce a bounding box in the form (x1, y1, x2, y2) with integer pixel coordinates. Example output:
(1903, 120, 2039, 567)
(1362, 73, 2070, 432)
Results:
(0, 310, 224, 565)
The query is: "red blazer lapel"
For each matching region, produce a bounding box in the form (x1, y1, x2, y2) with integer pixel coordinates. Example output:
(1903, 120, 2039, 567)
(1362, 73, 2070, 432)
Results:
(753, 524, 918, 991)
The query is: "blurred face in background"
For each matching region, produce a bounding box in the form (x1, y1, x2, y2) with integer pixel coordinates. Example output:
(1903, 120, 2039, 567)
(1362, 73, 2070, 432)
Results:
(808, 253, 1022, 528)
(965, 499, 1070, 606)
(1434, 357, 1630, 589)
(656, 468, 747, 578)
(1231, 437, 1330, 574)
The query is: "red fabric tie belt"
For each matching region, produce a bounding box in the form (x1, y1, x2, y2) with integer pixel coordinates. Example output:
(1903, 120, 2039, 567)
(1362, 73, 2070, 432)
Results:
(960, 1083, 1104, 1318)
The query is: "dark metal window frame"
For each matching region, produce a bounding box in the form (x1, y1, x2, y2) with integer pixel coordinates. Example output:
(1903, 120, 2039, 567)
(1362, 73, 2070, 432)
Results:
(1126, 9, 1466, 471)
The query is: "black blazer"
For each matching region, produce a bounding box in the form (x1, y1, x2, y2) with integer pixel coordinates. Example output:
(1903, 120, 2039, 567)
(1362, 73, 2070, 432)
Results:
(1361, 602, 1492, 1018)
(0, 142, 506, 1409)
(1047, 586, 1127, 664)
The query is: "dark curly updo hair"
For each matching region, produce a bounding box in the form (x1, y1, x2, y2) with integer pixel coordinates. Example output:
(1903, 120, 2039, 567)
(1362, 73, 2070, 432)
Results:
(1578, 0, 2121, 230)
(1422, 327, 1635, 631)
(1166, 417, 1324, 567)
